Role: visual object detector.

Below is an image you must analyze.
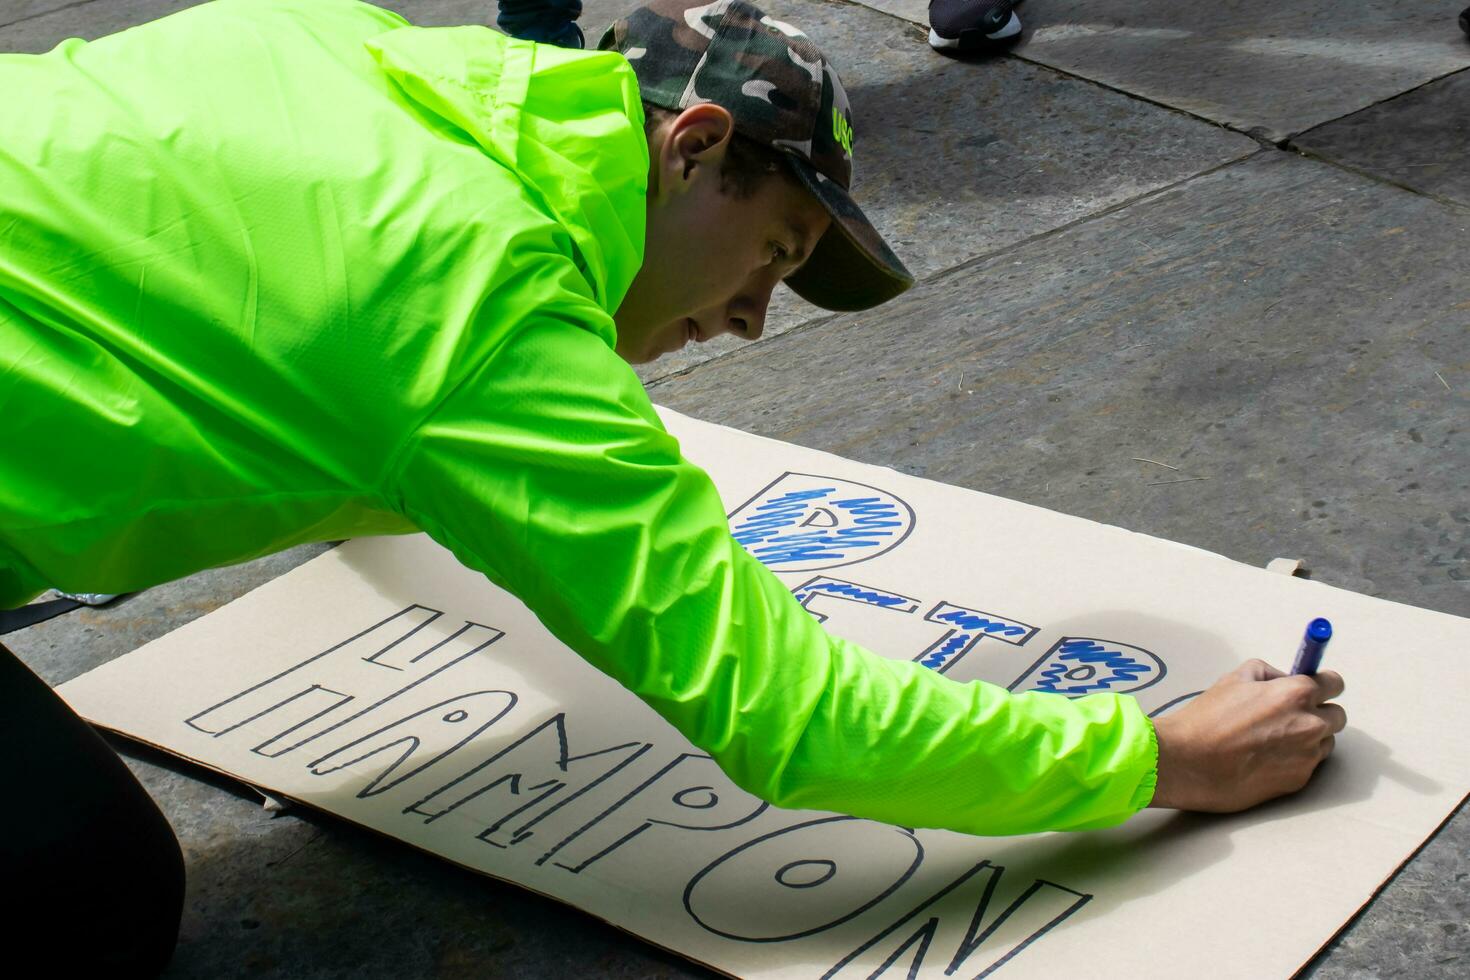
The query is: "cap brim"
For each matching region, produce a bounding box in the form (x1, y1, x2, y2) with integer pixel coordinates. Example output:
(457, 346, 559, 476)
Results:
(782, 157, 914, 313)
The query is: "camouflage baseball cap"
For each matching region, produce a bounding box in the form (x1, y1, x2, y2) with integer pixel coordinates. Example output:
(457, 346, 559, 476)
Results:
(598, 0, 913, 312)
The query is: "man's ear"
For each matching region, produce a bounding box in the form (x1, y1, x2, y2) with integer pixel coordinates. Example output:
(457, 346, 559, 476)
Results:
(656, 103, 734, 197)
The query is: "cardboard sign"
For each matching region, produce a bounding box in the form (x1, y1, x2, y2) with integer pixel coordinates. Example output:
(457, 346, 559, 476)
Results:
(59, 409, 1470, 978)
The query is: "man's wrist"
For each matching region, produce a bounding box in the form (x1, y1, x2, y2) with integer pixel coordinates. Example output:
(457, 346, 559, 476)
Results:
(1147, 714, 1181, 809)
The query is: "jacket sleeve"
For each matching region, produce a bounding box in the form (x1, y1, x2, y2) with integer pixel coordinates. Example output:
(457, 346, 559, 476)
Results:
(387, 315, 1159, 837)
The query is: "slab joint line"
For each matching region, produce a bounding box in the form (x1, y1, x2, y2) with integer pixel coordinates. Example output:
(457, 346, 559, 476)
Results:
(0, 0, 97, 32)
(647, 147, 1269, 388)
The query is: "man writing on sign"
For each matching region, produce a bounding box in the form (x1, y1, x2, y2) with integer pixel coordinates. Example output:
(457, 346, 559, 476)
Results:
(0, 0, 1344, 972)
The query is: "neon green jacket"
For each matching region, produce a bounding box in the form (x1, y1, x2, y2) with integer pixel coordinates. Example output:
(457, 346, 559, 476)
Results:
(0, 0, 1156, 835)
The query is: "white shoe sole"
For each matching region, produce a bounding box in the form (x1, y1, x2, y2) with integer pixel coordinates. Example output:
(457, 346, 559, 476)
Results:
(928, 11, 1022, 50)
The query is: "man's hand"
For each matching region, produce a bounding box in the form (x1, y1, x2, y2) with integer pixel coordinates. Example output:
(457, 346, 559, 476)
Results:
(1149, 660, 1346, 812)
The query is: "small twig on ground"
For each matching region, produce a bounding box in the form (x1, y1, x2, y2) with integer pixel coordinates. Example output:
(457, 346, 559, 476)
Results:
(957, 371, 963, 392)
(1435, 371, 1451, 391)
(1131, 457, 1180, 471)
(268, 831, 324, 869)
(1147, 476, 1209, 487)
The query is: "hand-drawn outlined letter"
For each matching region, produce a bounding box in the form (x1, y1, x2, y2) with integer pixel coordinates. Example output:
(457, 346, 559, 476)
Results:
(823, 860, 1092, 979)
(403, 712, 650, 851)
(538, 753, 768, 873)
(790, 582, 1039, 680)
(1008, 637, 1166, 698)
(683, 816, 923, 943)
(792, 576, 921, 623)
(729, 473, 916, 572)
(184, 605, 502, 757)
(306, 690, 517, 798)
(914, 602, 1038, 675)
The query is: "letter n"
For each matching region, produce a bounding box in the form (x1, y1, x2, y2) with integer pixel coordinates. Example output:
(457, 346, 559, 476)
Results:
(823, 861, 1091, 979)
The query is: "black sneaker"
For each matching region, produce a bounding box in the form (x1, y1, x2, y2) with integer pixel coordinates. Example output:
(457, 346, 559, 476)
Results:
(1460, 5, 1469, 37)
(929, 0, 1022, 53)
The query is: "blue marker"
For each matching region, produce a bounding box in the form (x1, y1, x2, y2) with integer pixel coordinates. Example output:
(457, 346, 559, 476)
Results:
(1291, 617, 1333, 676)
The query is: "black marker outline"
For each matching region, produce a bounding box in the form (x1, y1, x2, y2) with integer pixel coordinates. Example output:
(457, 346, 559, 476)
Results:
(775, 859, 838, 890)
(821, 860, 1092, 980)
(683, 815, 924, 943)
(401, 712, 651, 852)
(538, 753, 769, 873)
(791, 575, 923, 625)
(913, 601, 1038, 675)
(306, 689, 518, 798)
(185, 604, 443, 736)
(1148, 690, 1204, 718)
(185, 606, 503, 758)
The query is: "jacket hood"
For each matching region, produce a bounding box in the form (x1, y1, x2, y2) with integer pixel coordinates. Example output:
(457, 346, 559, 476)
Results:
(365, 26, 648, 321)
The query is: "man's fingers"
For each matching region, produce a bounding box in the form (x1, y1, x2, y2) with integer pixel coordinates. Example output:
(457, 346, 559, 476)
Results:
(1318, 733, 1336, 762)
(1317, 702, 1348, 734)
(1312, 670, 1345, 702)
(1235, 658, 1286, 682)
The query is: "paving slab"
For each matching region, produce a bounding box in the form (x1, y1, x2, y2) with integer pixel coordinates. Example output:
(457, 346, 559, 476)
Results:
(651, 149, 1470, 974)
(854, 0, 1470, 142)
(624, 0, 1257, 379)
(0, 0, 507, 51)
(0, 0, 87, 28)
(1292, 66, 1470, 208)
(652, 151, 1470, 614)
(0, 0, 198, 49)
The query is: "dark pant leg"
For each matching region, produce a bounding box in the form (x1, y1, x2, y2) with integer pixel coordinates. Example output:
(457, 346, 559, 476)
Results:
(0, 642, 185, 977)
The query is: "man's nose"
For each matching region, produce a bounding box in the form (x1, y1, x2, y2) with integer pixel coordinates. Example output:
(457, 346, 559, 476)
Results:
(727, 279, 777, 342)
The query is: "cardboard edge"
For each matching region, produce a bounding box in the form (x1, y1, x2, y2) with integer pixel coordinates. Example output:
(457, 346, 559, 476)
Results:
(97, 723, 738, 979)
(1289, 788, 1470, 977)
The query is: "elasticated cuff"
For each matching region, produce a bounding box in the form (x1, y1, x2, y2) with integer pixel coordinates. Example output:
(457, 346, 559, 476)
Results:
(1129, 713, 1162, 813)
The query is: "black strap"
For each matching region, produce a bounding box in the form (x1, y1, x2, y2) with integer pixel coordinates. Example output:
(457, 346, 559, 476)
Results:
(0, 598, 83, 635)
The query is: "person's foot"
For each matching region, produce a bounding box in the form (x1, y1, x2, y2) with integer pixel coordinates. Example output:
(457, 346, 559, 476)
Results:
(928, 0, 1023, 53)
(1460, 5, 1469, 38)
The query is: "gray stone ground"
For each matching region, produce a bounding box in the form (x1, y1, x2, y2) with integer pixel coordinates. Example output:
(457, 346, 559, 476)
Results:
(3, 0, 1468, 976)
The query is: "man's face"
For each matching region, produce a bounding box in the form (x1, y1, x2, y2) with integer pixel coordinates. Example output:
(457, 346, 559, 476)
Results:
(614, 107, 832, 365)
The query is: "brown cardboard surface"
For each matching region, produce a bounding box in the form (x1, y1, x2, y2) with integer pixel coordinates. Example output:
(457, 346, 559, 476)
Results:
(59, 408, 1470, 978)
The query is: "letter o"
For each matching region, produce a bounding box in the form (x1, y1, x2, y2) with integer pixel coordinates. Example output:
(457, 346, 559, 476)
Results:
(683, 816, 922, 942)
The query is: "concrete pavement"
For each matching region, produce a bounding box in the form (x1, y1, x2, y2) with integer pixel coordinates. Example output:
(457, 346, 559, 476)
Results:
(5, 0, 1467, 976)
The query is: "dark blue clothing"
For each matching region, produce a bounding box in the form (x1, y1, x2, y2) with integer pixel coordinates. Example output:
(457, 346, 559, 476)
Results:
(497, 0, 584, 48)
